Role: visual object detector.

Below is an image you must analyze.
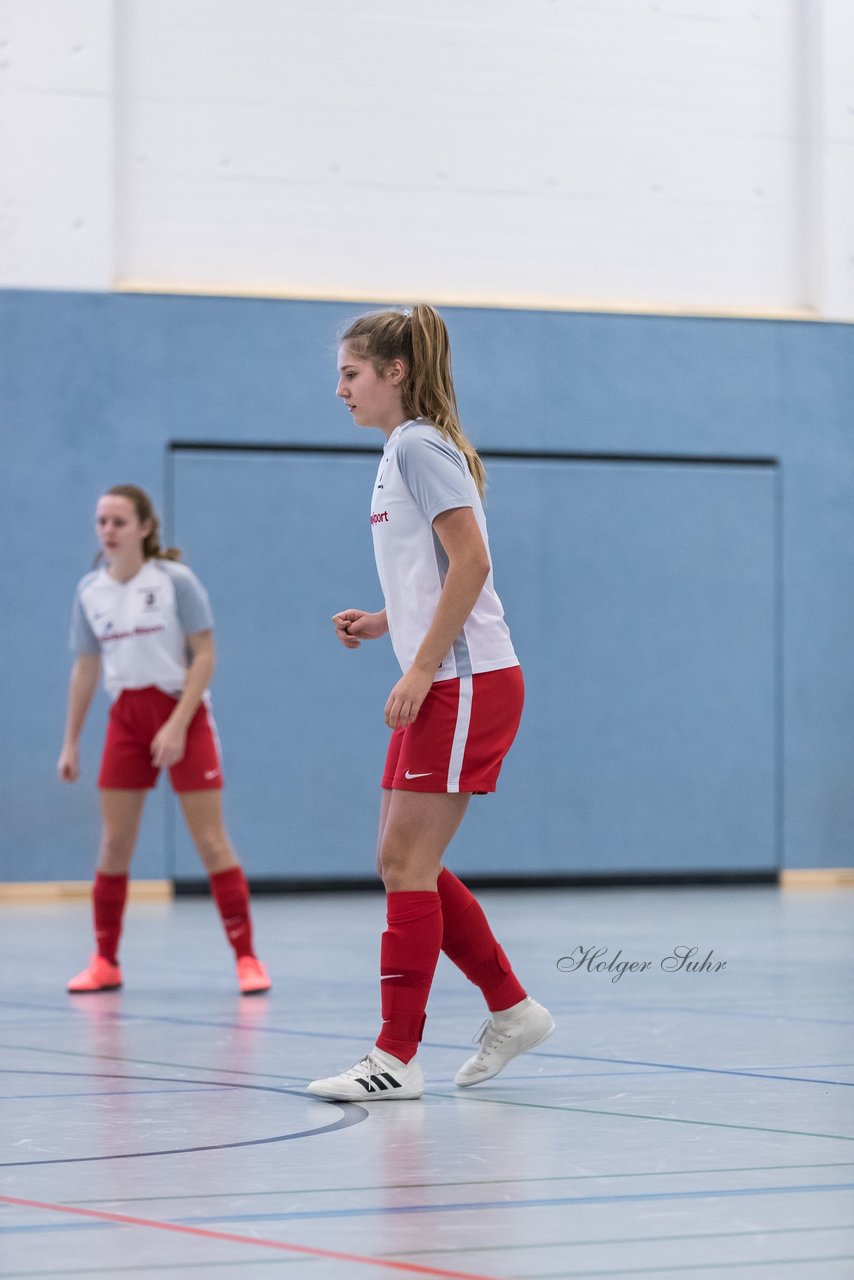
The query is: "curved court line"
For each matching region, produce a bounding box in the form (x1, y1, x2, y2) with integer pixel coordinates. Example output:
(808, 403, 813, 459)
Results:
(0, 1067, 366, 1167)
(0, 1196, 499, 1280)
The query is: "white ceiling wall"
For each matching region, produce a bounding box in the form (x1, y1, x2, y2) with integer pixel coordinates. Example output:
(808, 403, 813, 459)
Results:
(1, 0, 852, 319)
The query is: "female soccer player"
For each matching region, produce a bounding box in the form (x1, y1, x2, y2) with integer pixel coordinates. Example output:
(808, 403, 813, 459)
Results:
(58, 484, 271, 996)
(308, 305, 554, 1100)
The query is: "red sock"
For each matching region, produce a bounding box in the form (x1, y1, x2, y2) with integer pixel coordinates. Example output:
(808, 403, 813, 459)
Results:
(375, 891, 443, 1064)
(437, 869, 527, 1012)
(93, 872, 128, 965)
(210, 866, 255, 959)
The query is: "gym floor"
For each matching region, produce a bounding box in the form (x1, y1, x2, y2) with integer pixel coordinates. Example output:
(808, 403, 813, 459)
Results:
(1, 884, 852, 1279)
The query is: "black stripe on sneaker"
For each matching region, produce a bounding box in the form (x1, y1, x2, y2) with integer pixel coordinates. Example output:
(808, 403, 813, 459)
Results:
(369, 1075, 391, 1090)
(379, 1073, 402, 1088)
(356, 1077, 375, 1092)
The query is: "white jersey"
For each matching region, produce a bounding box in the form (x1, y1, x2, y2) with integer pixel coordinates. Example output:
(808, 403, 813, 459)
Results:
(371, 419, 518, 682)
(70, 559, 214, 702)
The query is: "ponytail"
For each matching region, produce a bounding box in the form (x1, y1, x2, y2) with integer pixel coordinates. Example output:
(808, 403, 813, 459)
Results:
(340, 304, 485, 497)
(104, 484, 181, 561)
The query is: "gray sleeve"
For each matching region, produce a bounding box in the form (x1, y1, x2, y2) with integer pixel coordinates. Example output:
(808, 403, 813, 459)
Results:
(396, 430, 473, 523)
(166, 563, 215, 634)
(69, 586, 100, 655)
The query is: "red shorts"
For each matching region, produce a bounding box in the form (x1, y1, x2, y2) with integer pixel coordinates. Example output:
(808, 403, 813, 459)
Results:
(98, 686, 223, 792)
(382, 666, 524, 794)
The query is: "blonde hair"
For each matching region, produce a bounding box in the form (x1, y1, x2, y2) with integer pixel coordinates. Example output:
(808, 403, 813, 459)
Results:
(340, 304, 485, 497)
(104, 485, 181, 561)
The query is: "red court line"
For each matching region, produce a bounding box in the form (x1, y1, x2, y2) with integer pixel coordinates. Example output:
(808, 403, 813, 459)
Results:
(0, 1194, 499, 1280)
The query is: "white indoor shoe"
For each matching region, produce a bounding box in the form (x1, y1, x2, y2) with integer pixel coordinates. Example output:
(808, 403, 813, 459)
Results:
(454, 997, 555, 1087)
(307, 1048, 424, 1101)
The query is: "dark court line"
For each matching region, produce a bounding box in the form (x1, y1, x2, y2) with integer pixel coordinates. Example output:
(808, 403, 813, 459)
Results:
(514, 1254, 854, 1279)
(0, 1041, 307, 1085)
(0, 1087, 230, 1101)
(425, 1090, 854, 1143)
(0, 1067, 366, 1166)
(381, 1222, 854, 1260)
(3, 999, 854, 1088)
(64, 1160, 854, 1207)
(0, 1261, 296, 1278)
(168, 1179, 854, 1224)
(0, 1261, 297, 1278)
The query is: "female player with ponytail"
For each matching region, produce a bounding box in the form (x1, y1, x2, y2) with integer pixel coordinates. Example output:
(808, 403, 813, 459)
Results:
(58, 485, 271, 996)
(308, 306, 554, 1100)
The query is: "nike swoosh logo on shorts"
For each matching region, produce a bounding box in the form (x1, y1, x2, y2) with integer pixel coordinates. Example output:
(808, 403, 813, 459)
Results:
(404, 770, 432, 779)
(204, 769, 220, 780)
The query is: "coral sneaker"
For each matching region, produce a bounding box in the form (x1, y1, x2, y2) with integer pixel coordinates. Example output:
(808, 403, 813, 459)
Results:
(237, 955, 271, 995)
(67, 954, 122, 993)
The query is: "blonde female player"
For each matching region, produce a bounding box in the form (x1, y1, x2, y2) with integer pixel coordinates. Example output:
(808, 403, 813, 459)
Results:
(307, 305, 554, 1101)
(58, 484, 271, 996)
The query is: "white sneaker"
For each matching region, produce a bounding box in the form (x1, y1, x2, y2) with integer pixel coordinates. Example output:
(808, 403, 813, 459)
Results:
(454, 997, 555, 1087)
(307, 1048, 424, 1101)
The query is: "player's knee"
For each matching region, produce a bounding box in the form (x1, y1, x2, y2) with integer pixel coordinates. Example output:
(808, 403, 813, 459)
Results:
(193, 829, 233, 870)
(378, 839, 409, 890)
(98, 832, 134, 867)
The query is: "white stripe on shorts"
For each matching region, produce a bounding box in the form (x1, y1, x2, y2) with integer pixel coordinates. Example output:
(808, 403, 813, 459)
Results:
(447, 676, 473, 793)
(204, 704, 224, 773)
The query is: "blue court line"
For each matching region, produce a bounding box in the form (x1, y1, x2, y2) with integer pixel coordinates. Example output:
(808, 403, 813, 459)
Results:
(426, 1089, 854, 1142)
(381, 1223, 854, 1258)
(3, 1182, 853, 1238)
(0, 1067, 367, 1166)
(0, 1222, 109, 1236)
(168, 1179, 854, 1224)
(516, 1256, 854, 1278)
(0, 1087, 231, 1101)
(0, 1042, 308, 1086)
(547, 995, 854, 1029)
(2, 999, 853, 1090)
(63, 1160, 854, 1206)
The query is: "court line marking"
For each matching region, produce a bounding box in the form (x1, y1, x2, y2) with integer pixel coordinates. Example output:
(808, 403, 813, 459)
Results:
(540, 996, 854, 1029)
(163, 1181, 854, 1225)
(4, 1185, 853, 1238)
(3, 1039, 853, 1155)
(0, 1262, 300, 1278)
(0, 1087, 231, 1101)
(63, 1160, 854, 1206)
(516, 1255, 854, 1278)
(0, 1040, 307, 1084)
(425, 1091, 854, 1143)
(5, 1040, 852, 1147)
(0, 1068, 366, 1167)
(0, 1196, 499, 1280)
(3, 1000, 854, 1088)
(380, 1222, 854, 1258)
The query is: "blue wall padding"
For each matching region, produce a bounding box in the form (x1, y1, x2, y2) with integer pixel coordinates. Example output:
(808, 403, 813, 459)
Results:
(1, 290, 852, 878)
